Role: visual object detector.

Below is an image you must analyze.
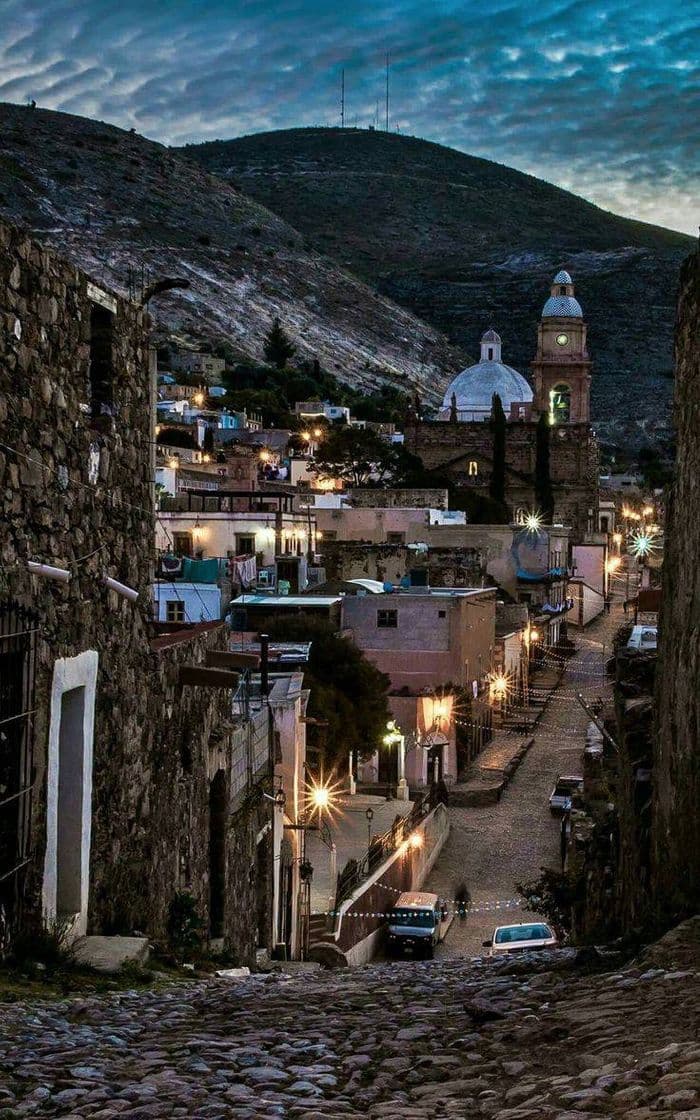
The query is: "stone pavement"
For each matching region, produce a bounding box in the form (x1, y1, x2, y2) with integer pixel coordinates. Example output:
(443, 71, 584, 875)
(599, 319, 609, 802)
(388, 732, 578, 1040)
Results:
(1, 917, 698, 1119)
(307, 795, 413, 915)
(425, 607, 622, 957)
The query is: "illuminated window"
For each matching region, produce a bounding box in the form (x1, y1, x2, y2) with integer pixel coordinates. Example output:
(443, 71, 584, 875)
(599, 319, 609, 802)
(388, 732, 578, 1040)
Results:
(468, 461, 478, 476)
(549, 384, 571, 424)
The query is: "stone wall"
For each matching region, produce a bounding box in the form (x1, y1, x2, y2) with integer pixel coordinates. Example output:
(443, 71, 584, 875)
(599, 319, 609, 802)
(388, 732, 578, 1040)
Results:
(321, 540, 485, 588)
(404, 418, 599, 538)
(0, 220, 266, 963)
(348, 488, 448, 509)
(652, 246, 700, 923)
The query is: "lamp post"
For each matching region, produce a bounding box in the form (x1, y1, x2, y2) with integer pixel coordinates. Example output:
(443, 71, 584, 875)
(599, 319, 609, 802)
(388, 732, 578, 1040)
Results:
(383, 720, 409, 801)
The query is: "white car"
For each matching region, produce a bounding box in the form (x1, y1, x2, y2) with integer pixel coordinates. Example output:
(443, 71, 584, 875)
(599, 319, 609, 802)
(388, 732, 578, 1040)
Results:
(626, 625, 657, 651)
(483, 922, 558, 956)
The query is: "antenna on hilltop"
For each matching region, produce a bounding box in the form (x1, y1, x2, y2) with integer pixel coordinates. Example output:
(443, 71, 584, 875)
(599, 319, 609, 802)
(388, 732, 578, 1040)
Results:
(340, 68, 345, 129)
(385, 51, 390, 131)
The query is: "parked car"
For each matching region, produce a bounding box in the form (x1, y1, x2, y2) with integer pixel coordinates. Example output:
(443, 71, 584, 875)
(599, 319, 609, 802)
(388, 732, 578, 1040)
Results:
(626, 625, 657, 651)
(386, 892, 445, 959)
(549, 774, 584, 815)
(482, 922, 558, 957)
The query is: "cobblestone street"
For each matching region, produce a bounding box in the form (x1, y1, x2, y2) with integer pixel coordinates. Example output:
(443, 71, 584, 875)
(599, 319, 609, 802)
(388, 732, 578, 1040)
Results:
(1, 918, 698, 1119)
(426, 609, 620, 957)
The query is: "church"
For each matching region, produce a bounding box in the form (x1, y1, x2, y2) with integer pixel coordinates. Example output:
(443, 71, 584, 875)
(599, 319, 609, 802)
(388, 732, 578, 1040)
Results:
(405, 271, 600, 539)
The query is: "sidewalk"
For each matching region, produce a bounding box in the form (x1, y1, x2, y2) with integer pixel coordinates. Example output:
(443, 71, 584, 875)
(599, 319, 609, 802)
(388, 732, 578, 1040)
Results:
(307, 794, 413, 915)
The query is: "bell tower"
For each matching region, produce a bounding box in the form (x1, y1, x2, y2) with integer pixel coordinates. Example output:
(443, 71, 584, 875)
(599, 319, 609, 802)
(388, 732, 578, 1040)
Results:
(531, 270, 591, 424)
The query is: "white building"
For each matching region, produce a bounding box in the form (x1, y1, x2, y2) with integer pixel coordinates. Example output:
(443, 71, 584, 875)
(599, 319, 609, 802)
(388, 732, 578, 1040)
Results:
(152, 582, 221, 625)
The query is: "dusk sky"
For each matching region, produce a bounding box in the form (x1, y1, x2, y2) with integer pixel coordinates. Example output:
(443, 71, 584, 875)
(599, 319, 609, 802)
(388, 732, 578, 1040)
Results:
(1, 1, 698, 234)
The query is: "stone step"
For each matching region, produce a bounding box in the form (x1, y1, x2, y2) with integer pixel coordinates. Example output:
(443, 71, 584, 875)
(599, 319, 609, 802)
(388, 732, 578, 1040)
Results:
(72, 935, 150, 974)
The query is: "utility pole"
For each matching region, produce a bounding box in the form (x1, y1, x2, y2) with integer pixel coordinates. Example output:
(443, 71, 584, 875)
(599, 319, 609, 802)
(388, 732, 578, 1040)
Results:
(340, 68, 345, 129)
(385, 51, 390, 131)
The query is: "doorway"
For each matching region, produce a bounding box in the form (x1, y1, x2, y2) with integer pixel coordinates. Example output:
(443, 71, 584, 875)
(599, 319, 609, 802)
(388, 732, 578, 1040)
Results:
(208, 770, 227, 939)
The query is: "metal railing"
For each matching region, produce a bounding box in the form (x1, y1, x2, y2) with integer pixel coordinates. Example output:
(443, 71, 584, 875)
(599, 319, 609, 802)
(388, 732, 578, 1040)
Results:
(334, 788, 437, 910)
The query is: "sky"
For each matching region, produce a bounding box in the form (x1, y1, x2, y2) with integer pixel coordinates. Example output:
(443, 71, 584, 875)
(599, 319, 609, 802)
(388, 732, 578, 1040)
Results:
(1, 1, 698, 234)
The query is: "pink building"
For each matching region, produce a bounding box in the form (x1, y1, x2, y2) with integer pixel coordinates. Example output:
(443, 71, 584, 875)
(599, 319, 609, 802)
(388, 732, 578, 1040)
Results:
(342, 588, 496, 790)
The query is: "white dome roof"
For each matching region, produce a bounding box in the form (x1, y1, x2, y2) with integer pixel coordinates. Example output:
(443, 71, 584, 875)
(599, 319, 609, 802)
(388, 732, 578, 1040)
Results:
(542, 294, 583, 318)
(553, 269, 573, 284)
(442, 359, 533, 416)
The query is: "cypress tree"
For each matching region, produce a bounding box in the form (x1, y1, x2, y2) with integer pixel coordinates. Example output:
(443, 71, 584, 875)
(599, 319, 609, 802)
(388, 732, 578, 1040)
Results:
(535, 412, 554, 522)
(263, 317, 296, 369)
(490, 392, 506, 506)
(449, 392, 458, 423)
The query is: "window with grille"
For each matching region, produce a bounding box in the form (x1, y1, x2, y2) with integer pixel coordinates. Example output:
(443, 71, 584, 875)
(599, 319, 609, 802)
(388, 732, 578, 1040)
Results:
(89, 304, 115, 417)
(377, 609, 398, 629)
(0, 601, 38, 948)
(166, 600, 186, 623)
(173, 533, 192, 557)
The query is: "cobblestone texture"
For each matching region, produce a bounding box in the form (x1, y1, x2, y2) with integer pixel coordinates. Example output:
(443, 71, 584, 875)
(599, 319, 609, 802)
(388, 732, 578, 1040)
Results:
(1, 920, 698, 1119)
(426, 609, 619, 957)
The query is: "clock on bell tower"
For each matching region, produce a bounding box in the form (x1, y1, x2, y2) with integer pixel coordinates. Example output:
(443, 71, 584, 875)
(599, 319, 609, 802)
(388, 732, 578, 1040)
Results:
(531, 270, 591, 424)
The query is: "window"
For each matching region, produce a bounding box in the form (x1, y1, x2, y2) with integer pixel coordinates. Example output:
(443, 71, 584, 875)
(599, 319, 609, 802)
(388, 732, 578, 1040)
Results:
(468, 461, 478, 476)
(559, 285, 566, 295)
(236, 533, 256, 556)
(323, 530, 337, 541)
(487, 347, 493, 360)
(438, 609, 446, 619)
(166, 600, 186, 623)
(549, 384, 571, 424)
(377, 609, 398, 629)
(89, 304, 115, 417)
(173, 532, 192, 557)
(387, 532, 405, 545)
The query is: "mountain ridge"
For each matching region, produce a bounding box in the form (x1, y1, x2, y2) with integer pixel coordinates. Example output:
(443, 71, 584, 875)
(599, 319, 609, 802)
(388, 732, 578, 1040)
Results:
(180, 126, 693, 449)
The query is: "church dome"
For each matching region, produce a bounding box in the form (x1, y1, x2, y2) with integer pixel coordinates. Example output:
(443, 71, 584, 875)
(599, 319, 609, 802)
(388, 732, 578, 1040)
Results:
(543, 269, 583, 318)
(542, 293, 583, 317)
(441, 330, 533, 421)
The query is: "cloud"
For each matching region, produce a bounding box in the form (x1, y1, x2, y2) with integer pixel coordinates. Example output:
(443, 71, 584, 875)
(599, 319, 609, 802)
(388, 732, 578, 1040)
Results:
(0, 0, 697, 233)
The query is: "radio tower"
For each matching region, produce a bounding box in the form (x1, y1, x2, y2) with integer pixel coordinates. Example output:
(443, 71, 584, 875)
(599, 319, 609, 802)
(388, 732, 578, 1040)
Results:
(340, 68, 345, 128)
(385, 51, 390, 131)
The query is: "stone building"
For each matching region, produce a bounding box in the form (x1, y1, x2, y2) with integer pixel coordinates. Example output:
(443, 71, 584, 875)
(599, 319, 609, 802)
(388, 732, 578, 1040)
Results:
(653, 244, 700, 924)
(0, 220, 272, 962)
(405, 272, 599, 538)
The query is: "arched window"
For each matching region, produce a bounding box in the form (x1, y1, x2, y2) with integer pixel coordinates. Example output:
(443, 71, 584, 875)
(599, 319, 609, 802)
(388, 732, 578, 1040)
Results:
(559, 285, 566, 295)
(487, 347, 493, 360)
(468, 460, 478, 476)
(549, 384, 571, 424)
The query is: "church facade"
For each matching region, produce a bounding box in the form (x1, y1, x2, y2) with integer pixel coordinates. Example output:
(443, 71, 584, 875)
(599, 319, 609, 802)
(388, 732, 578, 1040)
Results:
(405, 271, 599, 539)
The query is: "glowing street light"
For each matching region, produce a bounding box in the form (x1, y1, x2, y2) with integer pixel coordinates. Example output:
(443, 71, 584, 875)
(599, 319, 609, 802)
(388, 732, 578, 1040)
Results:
(192, 391, 205, 407)
(489, 672, 511, 703)
(606, 556, 621, 574)
(629, 529, 659, 561)
(259, 449, 271, 463)
(524, 511, 542, 534)
(301, 430, 311, 442)
(313, 427, 323, 438)
(409, 833, 423, 850)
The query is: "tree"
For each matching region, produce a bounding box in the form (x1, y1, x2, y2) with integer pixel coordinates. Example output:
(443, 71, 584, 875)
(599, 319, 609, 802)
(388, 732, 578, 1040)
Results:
(535, 412, 554, 522)
(490, 393, 507, 506)
(449, 392, 458, 423)
(263, 317, 296, 369)
(313, 426, 407, 488)
(263, 617, 391, 774)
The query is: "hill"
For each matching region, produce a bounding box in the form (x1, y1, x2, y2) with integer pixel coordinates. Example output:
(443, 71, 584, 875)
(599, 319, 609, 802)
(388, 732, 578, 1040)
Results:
(0, 106, 463, 404)
(180, 127, 694, 450)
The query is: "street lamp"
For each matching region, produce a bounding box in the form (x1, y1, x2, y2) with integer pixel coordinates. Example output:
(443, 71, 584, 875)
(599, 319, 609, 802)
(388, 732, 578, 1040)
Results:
(383, 720, 409, 801)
